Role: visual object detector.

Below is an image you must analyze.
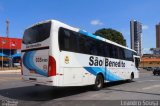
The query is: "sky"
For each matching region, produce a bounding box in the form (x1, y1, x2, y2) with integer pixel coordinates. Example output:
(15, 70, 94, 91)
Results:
(0, 0, 160, 51)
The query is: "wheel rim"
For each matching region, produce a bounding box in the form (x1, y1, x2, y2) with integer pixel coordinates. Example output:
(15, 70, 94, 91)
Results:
(96, 77, 102, 88)
(131, 74, 133, 80)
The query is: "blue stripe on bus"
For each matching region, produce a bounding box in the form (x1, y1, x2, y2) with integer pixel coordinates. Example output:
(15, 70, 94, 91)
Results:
(79, 30, 105, 41)
(23, 51, 48, 76)
(84, 67, 123, 81)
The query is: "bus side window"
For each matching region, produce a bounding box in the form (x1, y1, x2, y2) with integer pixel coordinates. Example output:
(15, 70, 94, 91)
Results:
(64, 30, 70, 50)
(59, 28, 65, 51)
(125, 49, 133, 61)
(89, 38, 97, 55)
(90, 43, 97, 55)
(69, 31, 78, 52)
(84, 37, 92, 54)
(59, 27, 79, 52)
(104, 43, 109, 57)
(97, 41, 104, 56)
(78, 34, 87, 54)
(108, 44, 113, 58)
(119, 47, 125, 60)
(115, 47, 118, 58)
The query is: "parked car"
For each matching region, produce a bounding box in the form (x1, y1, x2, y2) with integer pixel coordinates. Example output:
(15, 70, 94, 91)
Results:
(153, 67, 160, 75)
(144, 67, 153, 71)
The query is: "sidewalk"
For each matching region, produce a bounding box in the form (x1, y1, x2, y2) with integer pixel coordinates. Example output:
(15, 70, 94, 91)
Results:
(0, 69, 21, 74)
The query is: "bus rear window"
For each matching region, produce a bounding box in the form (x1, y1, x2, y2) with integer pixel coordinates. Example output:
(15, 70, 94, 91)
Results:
(23, 22, 51, 44)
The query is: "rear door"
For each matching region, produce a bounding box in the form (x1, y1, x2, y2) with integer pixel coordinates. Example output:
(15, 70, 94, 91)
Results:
(22, 22, 51, 77)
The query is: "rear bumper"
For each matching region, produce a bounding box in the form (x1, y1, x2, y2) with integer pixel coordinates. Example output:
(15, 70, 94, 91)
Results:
(22, 75, 55, 86)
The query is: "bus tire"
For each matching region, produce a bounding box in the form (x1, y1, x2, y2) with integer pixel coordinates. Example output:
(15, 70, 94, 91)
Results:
(94, 74, 104, 91)
(130, 73, 134, 82)
(35, 84, 40, 86)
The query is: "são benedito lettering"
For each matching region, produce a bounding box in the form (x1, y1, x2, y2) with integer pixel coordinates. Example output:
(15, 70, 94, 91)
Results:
(89, 56, 125, 67)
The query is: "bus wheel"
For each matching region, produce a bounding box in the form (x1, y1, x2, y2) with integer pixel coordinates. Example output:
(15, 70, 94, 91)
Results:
(130, 73, 134, 82)
(94, 74, 104, 91)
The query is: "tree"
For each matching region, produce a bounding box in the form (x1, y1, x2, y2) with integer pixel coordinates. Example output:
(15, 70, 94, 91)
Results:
(94, 28, 126, 46)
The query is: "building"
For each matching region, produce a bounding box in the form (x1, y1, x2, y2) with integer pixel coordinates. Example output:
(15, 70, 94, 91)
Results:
(140, 58, 160, 68)
(130, 20, 142, 56)
(140, 54, 160, 67)
(150, 48, 160, 55)
(0, 37, 22, 67)
(146, 23, 160, 55)
(156, 23, 160, 48)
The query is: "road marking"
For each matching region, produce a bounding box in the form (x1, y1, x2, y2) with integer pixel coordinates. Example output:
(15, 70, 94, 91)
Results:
(0, 77, 21, 83)
(0, 79, 8, 81)
(0, 77, 20, 79)
(137, 80, 160, 83)
(142, 85, 160, 90)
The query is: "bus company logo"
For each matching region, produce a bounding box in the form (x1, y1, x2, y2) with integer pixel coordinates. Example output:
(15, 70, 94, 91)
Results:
(64, 56, 69, 64)
(89, 56, 125, 67)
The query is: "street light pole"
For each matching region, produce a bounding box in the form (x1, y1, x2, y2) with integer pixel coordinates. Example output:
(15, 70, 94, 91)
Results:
(2, 41, 3, 70)
(10, 39, 12, 68)
(1, 45, 2, 70)
(6, 19, 9, 38)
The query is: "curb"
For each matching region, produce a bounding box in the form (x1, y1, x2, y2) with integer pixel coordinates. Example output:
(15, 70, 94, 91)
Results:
(0, 69, 21, 73)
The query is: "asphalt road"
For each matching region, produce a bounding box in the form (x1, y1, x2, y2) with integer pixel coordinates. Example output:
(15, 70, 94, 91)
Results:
(0, 69, 160, 106)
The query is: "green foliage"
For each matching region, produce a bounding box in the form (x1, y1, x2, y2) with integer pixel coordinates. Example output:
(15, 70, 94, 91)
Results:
(94, 28, 126, 46)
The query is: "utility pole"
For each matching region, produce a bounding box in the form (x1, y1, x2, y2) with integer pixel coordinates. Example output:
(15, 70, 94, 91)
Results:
(6, 19, 9, 38)
(6, 19, 12, 68)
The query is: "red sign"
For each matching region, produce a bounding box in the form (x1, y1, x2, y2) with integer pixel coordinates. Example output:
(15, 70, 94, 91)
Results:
(0, 37, 22, 49)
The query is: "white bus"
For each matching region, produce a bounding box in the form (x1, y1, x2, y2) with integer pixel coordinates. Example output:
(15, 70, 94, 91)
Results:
(21, 20, 140, 90)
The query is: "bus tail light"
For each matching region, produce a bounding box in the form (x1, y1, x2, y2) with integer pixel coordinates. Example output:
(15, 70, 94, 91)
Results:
(48, 56, 56, 77)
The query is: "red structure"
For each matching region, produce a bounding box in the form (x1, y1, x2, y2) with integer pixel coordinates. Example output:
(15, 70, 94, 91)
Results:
(0, 37, 21, 49)
(0, 37, 22, 67)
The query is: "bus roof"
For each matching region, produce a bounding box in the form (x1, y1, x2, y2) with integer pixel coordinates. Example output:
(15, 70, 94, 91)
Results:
(79, 29, 136, 53)
(25, 19, 137, 53)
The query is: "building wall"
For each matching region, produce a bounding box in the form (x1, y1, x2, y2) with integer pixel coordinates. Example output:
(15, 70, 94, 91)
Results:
(140, 62, 160, 67)
(130, 20, 142, 56)
(130, 21, 134, 50)
(151, 48, 160, 55)
(156, 24, 160, 48)
(0, 37, 22, 57)
(0, 37, 22, 67)
(140, 55, 160, 67)
(0, 37, 21, 50)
